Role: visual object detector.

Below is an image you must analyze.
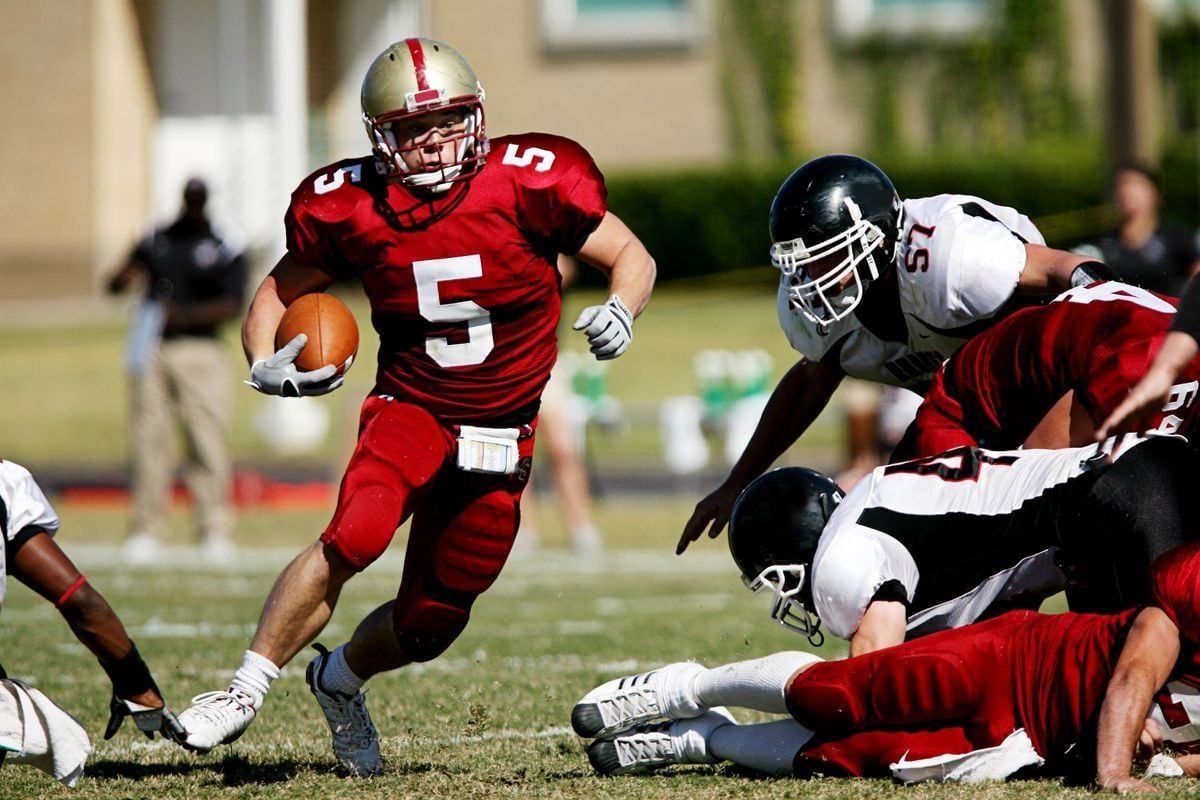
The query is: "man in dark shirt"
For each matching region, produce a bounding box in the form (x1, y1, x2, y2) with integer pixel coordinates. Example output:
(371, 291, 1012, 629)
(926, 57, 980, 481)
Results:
(1090, 164, 1200, 296)
(107, 178, 247, 563)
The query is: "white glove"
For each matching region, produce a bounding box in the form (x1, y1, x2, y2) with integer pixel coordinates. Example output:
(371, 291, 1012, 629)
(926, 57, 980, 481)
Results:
(572, 295, 634, 361)
(245, 334, 343, 397)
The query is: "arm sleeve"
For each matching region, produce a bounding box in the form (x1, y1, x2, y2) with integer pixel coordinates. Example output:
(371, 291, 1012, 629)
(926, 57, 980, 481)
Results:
(0, 461, 60, 544)
(813, 527, 919, 640)
(937, 215, 1026, 323)
(284, 198, 355, 279)
(511, 137, 608, 254)
(1151, 541, 1200, 643)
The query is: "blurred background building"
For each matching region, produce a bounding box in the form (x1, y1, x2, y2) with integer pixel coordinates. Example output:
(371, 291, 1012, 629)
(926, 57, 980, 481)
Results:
(2, 0, 1197, 301)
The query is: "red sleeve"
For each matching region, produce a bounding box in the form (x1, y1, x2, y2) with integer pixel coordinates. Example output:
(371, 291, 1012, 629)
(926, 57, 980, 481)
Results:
(503, 133, 608, 254)
(1151, 542, 1200, 642)
(284, 161, 370, 279)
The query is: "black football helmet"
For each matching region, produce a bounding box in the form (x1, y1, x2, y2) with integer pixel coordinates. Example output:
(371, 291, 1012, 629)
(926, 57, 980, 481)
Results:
(769, 155, 903, 330)
(727, 467, 843, 645)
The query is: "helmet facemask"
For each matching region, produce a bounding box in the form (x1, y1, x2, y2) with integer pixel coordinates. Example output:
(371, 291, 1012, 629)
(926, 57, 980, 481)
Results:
(743, 564, 825, 646)
(364, 95, 488, 193)
(771, 197, 889, 331)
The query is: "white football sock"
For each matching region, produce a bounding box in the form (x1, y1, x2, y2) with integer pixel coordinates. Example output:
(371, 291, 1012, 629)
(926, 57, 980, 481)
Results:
(318, 644, 365, 696)
(230, 650, 280, 708)
(693, 651, 823, 714)
(710, 719, 815, 776)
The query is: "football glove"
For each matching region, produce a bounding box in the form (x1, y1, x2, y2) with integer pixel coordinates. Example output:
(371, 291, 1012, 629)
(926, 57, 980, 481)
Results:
(104, 693, 188, 744)
(573, 295, 634, 361)
(246, 334, 343, 397)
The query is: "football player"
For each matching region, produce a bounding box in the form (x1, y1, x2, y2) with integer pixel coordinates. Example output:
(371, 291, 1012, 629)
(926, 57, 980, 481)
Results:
(894, 281, 1200, 460)
(724, 435, 1199, 657)
(679, 155, 1116, 555)
(571, 543, 1200, 791)
(177, 39, 656, 775)
(0, 459, 186, 784)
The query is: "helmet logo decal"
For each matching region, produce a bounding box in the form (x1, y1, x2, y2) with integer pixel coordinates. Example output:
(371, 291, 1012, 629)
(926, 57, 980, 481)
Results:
(405, 38, 430, 90)
(405, 87, 448, 112)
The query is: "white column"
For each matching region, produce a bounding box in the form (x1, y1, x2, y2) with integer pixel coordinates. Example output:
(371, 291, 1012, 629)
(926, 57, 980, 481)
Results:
(267, 0, 308, 259)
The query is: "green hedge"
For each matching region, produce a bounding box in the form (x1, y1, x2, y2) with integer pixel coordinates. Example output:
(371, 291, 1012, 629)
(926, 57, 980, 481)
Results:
(599, 140, 1199, 284)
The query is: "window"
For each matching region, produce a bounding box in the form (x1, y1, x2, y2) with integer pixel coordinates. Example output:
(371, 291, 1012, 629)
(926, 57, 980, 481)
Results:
(833, 0, 993, 41)
(540, 0, 706, 51)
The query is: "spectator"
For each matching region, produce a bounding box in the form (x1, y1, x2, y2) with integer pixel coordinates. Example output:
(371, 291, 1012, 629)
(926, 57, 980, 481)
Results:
(107, 178, 247, 564)
(1089, 163, 1200, 295)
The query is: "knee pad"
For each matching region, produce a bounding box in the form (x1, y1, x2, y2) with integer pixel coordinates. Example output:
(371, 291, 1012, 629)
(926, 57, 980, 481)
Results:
(392, 580, 474, 663)
(323, 484, 404, 569)
(870, 651, 974, 724)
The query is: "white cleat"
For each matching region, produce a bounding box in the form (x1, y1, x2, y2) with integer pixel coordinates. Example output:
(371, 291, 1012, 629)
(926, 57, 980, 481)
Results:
(307, 645, 382, 777)
(571, 662, 706, 739)
(586, 707, 736, 775)
(177, 689, 257, 752)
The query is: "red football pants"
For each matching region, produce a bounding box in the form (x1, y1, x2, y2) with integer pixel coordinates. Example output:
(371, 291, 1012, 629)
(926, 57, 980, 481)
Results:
(785, 613, 1031, 752)
(320, 396, 535, 662)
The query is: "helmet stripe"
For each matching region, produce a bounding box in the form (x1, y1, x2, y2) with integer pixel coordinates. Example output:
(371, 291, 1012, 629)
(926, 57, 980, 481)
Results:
(405, 38, 430, 91)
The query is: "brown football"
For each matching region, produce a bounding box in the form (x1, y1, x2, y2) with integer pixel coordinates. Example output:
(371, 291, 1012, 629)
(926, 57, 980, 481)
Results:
(274, 293, 359, 375)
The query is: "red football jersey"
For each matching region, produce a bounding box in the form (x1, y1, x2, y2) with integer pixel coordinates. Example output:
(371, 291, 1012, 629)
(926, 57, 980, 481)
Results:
(905, 282, 1197, 457)
(285, 133, 607, 424)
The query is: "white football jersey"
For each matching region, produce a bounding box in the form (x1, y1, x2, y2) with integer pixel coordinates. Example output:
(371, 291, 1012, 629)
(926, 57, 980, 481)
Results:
(777, 194, 1046, 387)
(0, 460, 60, 607)
(1151, 679, 1200, 753)
(810, 438, 1148, 641)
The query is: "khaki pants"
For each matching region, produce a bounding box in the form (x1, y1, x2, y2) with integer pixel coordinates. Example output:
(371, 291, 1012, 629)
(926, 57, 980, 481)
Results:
(130, 336, 232, 542)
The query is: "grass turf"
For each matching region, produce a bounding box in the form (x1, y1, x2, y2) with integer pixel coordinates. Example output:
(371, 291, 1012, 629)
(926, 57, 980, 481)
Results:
(0, 503, 1193, 799)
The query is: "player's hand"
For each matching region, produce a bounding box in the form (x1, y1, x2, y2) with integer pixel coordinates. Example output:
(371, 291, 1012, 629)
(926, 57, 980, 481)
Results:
(245, 334, 343, 397)
(573, 296, 633, 360)
(104, 693, 188, 745)
(677, 481, 743, 555)
(1095, 367, 1174, 442)
(1138, 718, 1164, 758)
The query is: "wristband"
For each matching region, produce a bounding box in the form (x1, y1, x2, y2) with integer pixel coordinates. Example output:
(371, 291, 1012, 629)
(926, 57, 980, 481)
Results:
(1069, 260, 1119, 288)
(99, 642, 158, 700)
(1170, 277, 1200, 343)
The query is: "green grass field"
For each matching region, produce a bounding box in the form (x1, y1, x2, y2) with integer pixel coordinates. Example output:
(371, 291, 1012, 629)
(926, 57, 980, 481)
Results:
(1, 503, 1196, 799)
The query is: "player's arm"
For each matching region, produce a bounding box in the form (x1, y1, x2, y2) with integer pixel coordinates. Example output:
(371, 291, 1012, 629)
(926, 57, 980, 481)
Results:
(571, 211, 657, 360)
(1095, 606, 1180, 793)
(1097, 277, 1200, 440)
(848, 600, 907, 657)
(242, 253, 342, 397)
(677, 357, 844, 554)
(1016, 244, 1116, 293)
(9, 532, 186, 743)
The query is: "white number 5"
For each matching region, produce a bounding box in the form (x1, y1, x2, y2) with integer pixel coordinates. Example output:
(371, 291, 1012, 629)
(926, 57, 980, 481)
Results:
(314, 164, 362, 195)
(413, 255, 494, 368)
(502, 143, 555, 172)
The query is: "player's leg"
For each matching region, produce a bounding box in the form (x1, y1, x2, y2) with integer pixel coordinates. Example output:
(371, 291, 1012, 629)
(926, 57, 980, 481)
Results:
(169, 338, 234, 556)
(180, 398, 449, 753)
(572, 651, 821, 738)
(784, 617, 1016, 737)
(127, 345, 174, 560)
(1067, 436, 1200, 611)
(305, 433, 534, 774)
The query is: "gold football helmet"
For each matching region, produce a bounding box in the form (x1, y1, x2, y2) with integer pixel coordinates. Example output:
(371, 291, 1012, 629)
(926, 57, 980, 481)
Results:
(361, 38, 488, 191)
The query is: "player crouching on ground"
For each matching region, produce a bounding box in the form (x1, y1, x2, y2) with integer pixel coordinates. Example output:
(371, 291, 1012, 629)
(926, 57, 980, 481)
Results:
(0, 459, 186, 786)
(177, 38, 655, 776)
(572, 541, 1200, 791)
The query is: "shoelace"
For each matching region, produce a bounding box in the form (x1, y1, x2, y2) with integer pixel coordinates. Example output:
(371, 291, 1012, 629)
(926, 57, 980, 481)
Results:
(598, 684, 661, 725)
(615, 729, 674, 766)
(187, 690, 255, 726)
